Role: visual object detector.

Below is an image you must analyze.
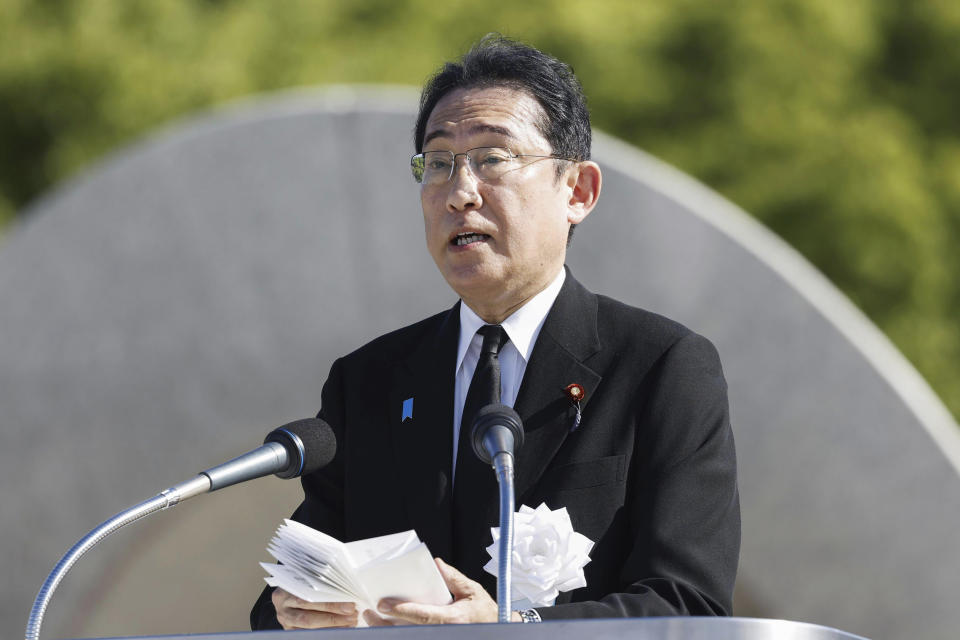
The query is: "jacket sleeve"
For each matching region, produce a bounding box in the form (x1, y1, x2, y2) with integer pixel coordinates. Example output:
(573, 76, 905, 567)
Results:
(538, 332, 741, 619)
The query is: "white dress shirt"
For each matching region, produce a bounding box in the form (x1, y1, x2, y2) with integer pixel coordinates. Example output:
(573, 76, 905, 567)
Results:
(452, 268, 566, 479)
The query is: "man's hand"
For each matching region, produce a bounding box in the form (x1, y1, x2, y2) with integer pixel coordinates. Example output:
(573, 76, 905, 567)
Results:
(272, 588, 358, 629)
(364, 558, 521, 626)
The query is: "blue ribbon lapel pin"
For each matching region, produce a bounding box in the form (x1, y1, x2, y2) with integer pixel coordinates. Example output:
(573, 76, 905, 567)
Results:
(401, 397, 414, 422)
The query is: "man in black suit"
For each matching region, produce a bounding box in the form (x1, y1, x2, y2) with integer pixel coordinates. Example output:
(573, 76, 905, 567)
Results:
(251, 36, 739, 629)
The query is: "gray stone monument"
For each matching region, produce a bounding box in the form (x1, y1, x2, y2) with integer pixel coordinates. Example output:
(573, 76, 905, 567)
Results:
(1, 87, 958, 640)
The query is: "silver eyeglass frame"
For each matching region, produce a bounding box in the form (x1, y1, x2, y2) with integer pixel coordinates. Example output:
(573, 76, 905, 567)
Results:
(410, 146, 576, 184)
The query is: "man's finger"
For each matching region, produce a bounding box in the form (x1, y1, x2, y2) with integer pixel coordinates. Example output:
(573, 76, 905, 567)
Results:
(381, 600, 454, 625)
(296, 600, 357, 614)
(363, 609, 396, 627)
(434, 557, 480, 598)
(273, 589, 357, 614)
(272, 589, 358, 629)
(276, 607, 359, 630)
(276, 604, 359, 628)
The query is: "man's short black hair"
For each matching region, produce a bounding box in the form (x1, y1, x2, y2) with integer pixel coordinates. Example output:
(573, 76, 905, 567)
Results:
(414, 35, 592, 162)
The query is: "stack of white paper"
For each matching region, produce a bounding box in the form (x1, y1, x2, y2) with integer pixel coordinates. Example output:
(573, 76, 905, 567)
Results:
(261, 520, 452, 624)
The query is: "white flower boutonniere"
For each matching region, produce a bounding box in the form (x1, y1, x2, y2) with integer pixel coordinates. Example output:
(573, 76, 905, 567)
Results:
(483, 503, 594, 608)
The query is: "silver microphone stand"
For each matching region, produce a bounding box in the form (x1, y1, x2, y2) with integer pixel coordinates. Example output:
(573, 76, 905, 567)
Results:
(25, 440, 294, 640)
(493, 451, 517, 623)
(25, 475, 210, 640)
(471, 404, 524, 623)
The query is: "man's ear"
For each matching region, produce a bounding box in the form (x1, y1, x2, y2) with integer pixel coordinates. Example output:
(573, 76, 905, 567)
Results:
(566, 161, 602, 225)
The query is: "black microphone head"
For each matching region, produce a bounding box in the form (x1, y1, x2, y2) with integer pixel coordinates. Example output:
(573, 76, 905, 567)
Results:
(264, 418, 336, 479)
(471, 404, 524, 465)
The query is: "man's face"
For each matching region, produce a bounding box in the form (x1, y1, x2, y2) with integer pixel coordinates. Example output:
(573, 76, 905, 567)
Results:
(420, 86, 587, 320)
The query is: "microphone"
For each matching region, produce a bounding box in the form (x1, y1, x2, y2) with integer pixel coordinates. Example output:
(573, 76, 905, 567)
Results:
(471, 404, 524, 623)
(202, 418, 336, 490)
(26, 418, 336, 640)
(471, 404, 524, 464)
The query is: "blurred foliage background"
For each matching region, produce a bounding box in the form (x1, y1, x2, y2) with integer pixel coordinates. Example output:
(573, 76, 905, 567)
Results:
(2, 0, 958, 420)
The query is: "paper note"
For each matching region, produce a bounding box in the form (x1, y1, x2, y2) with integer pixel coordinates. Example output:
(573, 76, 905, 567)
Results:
(261, 520, 452, 626)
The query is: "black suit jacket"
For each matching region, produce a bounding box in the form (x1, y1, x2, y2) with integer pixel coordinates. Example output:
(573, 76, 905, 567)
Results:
(251, 271, 739, 628)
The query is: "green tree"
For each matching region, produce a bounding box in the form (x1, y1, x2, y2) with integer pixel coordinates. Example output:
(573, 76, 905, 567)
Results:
(1, 0, 958, 417)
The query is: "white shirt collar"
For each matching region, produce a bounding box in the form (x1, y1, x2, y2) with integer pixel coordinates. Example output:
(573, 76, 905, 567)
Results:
(456, 267, 566, 372)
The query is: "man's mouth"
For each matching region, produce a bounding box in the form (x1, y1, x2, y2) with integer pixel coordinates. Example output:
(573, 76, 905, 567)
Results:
(451, 232, 490, 246)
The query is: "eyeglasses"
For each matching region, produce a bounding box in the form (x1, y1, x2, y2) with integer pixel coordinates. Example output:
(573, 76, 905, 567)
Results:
(410, 146, 575, 185)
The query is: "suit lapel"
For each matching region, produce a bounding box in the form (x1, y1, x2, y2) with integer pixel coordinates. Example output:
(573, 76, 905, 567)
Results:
(513, 272, 603, 501)
(388, 304, 459, 563)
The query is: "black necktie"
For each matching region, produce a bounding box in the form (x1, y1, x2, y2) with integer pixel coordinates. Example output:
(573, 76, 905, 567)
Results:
(460, 325, 509, 447)
(453, 325, 508, 581)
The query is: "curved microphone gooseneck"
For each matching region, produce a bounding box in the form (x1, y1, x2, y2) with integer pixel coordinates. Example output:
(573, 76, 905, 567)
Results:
(25, 418, 336, 640)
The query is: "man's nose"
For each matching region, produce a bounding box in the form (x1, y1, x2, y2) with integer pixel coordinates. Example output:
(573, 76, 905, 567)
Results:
(446, 157, 482, 211)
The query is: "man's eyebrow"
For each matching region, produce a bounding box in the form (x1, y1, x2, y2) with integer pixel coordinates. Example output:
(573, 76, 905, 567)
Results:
(422, 128, 451, 147)
(422, 124, 516, 148)
(468, 124, 514, 139)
